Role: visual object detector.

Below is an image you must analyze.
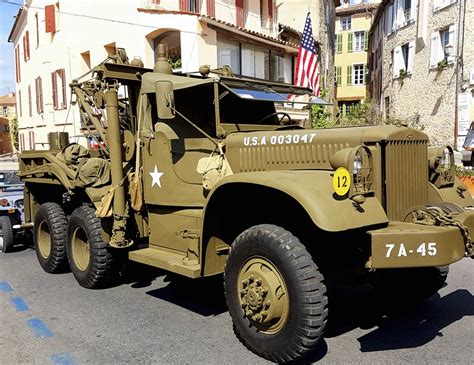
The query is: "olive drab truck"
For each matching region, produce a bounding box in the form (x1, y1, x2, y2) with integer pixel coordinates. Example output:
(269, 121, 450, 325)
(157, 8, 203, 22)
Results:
(17, 46, 474, 363)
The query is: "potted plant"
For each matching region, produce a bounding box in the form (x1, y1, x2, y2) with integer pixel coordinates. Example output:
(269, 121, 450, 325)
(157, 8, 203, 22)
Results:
(399, 69, 408, 85)
(455, 163, 474, 195)
(437, 59, 448, 71)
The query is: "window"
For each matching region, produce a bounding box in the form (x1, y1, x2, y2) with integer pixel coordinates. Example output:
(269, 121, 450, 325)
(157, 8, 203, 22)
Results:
(340, 16, 351, 31)
(217, 37, 241, 75)
(35, 77, 44, 114)
(28, 131, 35, 150)
(393, 41, 414, 77)
(429, 25, 456, 68)
(270, 54, 291, 83)
(179, 0, 200, 12)
(52, 69, 67, 110)
(23, 31, 30, 61)
(354, 31, 365, 52)
(403, 0, 412, 21)
(242, 44, 268, 79)
(19, 133, 25, 151)
(433, 0, 457, 12)
(1, 107, 7, 116)
(353, 64, 365, 85)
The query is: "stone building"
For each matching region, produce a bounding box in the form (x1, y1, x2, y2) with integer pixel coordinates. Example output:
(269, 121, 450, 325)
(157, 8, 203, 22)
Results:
(369, 0, 473, 148)
(0, 92, 16, 154)
(8, 0, 303, 151)
(334, 1, 380, 115)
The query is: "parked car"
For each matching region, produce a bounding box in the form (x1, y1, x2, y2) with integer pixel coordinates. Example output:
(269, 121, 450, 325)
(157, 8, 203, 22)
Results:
(0, 169, 25, 253)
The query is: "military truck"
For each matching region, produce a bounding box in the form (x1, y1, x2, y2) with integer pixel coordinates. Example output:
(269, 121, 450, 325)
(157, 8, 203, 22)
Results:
(18, 47, 474, 363)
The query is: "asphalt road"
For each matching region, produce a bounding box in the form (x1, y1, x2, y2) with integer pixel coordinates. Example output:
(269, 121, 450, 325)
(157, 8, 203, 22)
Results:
(1, 245, 473, 364)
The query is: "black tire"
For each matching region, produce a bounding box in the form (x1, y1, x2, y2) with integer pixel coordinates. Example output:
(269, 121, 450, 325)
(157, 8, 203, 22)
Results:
(373, 266, 449, 305)
(33, 202, 69, 273)
(224, 224, 328, 363)
(67, 205, 115, 289)
(0, 216, 14, 253)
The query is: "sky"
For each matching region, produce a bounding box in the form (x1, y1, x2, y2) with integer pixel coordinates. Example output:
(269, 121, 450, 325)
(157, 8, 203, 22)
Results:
(0, 1, 21, 96)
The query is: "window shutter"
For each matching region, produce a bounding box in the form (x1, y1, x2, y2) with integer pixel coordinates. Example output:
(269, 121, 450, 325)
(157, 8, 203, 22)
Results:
(364, 31, 368, 51)
(28, 85, 32, 117)
(410, 0, 417, 21)
(348, 32, 353, 53)
(45, 4, 56, 33)
(39, 77, 43, 114)
(20, 133, 25, 152)
(386, 5, 393, 34)
(23, 35, 26, 61)
(236, 0, 244, 27)
(35, 78, 39, 114)
(336, 66, 341, 86)
(347, 65, 352, 85)
(25, 31, 30, 60)
(61, 69, 67, 108)
(18, 90, 22, 117)
(337, 34, 343, 53)
(52, 71, 58, 110)
(407, 41, 415, 73)
(364, 64, 368, 84)
(393, 46, 402, 78)
(35, 13, 39, 47)
(395, 0, 406, 29)
(429, 31, 444, 68)
(447, 25, 457, 64)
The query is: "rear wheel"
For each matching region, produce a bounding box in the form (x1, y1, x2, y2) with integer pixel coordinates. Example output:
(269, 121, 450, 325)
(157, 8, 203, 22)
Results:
(224, 224, 328, 363)
(33, 202, 68, 273)
(0, 216, 14, 253)
(67, 205, 116, 289)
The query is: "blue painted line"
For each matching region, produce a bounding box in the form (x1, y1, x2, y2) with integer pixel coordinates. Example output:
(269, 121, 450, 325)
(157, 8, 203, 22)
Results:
(26, 318, 53, 338)
(10, 297, 29, 312)
(0, 281, 14, 293)
(50, 353, 77, 365)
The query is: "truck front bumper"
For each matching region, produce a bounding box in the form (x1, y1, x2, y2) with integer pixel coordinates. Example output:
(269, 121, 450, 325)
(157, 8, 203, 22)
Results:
(368, 222, 467, 269)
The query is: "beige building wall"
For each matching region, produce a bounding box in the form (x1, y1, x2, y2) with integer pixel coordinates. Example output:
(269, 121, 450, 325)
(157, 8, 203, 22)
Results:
(370, 0, 473, 148)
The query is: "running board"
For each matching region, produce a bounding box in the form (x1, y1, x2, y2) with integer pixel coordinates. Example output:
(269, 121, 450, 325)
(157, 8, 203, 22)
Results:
(128, 247, 201, 278)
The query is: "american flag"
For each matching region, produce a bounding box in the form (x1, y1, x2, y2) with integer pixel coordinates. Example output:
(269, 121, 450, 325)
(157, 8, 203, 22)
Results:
(294, 13, 320, 96)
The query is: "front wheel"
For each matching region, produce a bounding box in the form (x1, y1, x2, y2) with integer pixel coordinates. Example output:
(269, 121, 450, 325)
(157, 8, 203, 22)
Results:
(67, 205, 116, 289)
(224, 224, 328, 363)
(0, 216, 14, 253)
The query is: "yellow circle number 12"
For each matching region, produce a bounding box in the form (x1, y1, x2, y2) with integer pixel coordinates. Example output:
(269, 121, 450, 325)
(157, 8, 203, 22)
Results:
(333, 167, 351, 196)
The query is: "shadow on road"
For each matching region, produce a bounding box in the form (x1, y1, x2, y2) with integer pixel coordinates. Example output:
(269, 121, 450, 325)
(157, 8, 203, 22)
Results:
(146, 274, 228, 317)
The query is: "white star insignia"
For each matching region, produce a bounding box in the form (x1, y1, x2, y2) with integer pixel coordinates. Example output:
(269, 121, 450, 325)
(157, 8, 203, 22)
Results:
(149, 165, 164, 188)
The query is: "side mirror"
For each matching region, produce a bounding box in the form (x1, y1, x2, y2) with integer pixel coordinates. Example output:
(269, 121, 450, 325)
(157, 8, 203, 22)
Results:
(155, 81, 175, 119)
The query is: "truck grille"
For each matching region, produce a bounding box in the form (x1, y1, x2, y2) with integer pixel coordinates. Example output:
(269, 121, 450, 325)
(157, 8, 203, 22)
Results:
(385, 140, 428, 221)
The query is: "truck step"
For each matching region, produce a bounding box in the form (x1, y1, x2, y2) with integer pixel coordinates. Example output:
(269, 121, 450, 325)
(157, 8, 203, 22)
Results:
(128, 247, 201, 278)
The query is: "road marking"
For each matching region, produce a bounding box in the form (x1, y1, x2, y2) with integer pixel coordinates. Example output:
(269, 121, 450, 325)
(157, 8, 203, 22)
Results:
(10, 297, 29, 312)
(26, 318, 53, 338)
(50, 353, 77, 365)
(0, 281, 14, 293)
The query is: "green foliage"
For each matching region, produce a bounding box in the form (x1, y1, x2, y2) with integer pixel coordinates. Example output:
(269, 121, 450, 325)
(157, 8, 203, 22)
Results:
(9, 117, 18, 152)
(168, 56, 182, 70)
(335, 97, 372, 127)
(311, 88, 332, 129)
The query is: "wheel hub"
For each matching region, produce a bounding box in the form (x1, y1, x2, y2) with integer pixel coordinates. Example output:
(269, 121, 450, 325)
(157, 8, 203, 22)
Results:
(238, 257, 289, 334)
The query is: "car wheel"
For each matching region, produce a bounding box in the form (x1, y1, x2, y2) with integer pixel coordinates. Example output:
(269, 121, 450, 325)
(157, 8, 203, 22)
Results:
(224, 224, 328, 363)
(0, 216, 14, 253)
(67, 205, 116, 289)
(34, 202, 69, 273)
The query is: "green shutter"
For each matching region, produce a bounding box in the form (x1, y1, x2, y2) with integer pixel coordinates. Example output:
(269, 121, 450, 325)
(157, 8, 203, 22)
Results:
(347, 32, 353, 53)
(347, 65, 352, 85)
(337, 34, 343, 54)
(336, 66, 341, 86)
(364, 31, 369, 51)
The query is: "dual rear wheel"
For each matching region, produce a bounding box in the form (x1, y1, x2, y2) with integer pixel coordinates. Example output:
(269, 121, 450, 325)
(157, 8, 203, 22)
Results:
(34, 203, 115, 288)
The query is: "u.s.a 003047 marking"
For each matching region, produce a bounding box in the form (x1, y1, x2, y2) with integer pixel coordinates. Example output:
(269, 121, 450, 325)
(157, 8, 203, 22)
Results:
(243, 133, 316, 147)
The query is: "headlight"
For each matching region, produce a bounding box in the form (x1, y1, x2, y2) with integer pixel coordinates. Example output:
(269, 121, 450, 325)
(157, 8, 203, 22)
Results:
(330, 146, 373, 196)
(15, 199, 24, 209)
(428, 146, 454, 187)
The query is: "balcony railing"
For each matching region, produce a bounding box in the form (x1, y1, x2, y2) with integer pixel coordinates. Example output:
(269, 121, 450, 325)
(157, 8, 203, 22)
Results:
(139, 0, 277, 36)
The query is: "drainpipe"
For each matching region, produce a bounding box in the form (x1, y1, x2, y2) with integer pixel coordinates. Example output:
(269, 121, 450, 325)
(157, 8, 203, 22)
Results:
(454, 0, 465, 150)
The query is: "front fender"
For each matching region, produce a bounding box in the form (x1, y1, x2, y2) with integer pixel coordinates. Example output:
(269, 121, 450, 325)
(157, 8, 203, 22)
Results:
(206, 170, 388, 232)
